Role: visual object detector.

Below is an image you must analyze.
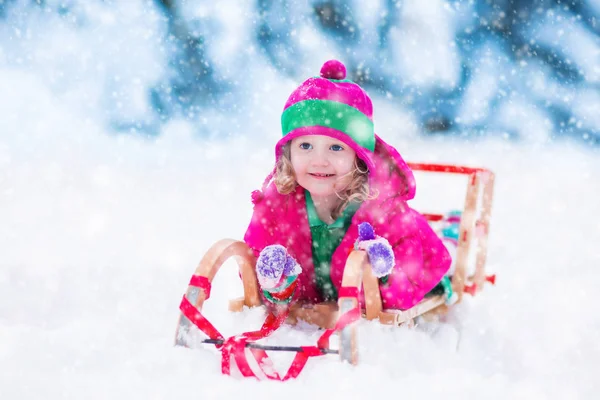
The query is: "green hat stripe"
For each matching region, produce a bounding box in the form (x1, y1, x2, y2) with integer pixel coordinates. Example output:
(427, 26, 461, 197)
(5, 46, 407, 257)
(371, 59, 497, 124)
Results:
(311, 76, 355, 83)
(281, 100, 375, 151)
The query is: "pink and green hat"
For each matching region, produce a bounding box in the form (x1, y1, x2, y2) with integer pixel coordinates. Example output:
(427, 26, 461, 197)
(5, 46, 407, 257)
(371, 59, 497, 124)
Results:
(277, 60, 376, 171)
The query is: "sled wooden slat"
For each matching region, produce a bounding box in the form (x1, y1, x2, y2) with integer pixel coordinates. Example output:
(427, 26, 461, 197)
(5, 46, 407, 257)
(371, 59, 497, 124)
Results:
(473, 171, 495, 292)
(378, 296, 446, 325)
(188, 239, 260, 309)
(337, 251, 368, 364)
(452, 173, 480, 301)
(287, 302, 338, 329)
(362, 260, 383, 320)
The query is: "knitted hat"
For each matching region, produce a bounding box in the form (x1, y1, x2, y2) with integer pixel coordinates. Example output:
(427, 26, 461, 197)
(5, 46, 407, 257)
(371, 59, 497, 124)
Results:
(277, 60, 376, 171)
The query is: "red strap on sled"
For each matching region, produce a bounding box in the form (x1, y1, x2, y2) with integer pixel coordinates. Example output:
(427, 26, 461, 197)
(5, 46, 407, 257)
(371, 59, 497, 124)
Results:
(179, 276, 292, 378)
(223, 286, 361, 381)
(179, 277, 361, 380)
(179, 276, 224, 346)
(221, 310, 290, 379)
(179, 296, 224, 344)
(188, 275, 211, 299)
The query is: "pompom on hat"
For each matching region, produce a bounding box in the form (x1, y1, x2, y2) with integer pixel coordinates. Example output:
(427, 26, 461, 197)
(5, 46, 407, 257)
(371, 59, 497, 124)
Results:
(277, 60, 376, 171)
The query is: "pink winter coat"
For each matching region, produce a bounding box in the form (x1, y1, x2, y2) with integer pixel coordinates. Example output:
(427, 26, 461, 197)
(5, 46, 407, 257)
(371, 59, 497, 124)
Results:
(244, 136, 451, 310)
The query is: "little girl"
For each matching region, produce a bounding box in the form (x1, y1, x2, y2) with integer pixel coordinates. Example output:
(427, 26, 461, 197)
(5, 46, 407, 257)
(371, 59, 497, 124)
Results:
(244, 60, 452, 311)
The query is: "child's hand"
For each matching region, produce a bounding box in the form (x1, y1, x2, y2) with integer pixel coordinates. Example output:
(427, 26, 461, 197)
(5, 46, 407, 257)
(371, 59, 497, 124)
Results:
(356, 222, 395, 278)
(256, 245, 302, 291)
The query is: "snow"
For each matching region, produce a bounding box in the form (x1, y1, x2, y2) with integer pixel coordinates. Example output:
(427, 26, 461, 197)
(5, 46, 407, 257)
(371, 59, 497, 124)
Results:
(391, 0, 460, 88)
(0, 1, 165, 127)
(2, 61, 600, 399)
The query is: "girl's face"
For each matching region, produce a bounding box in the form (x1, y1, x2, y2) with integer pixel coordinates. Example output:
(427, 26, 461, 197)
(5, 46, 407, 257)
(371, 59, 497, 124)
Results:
(290, 135, 356, 199)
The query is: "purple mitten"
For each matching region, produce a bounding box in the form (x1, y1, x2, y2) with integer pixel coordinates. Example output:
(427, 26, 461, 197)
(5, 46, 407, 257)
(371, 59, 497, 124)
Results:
(358, 222, 376, 241)
(256, 245, 302, 290)
(356, 222, 395, 278)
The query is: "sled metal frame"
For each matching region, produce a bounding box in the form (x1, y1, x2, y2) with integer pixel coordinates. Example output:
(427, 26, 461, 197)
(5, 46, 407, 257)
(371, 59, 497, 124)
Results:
(175, 162, 495, 365)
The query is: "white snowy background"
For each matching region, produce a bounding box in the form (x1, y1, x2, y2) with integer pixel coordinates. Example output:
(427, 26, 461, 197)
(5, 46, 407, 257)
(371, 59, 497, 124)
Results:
(1, 1, 600, 399)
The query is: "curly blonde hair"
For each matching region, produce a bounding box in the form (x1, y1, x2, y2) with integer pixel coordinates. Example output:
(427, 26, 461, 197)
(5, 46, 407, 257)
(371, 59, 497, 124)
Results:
(274, 142, 374, 219)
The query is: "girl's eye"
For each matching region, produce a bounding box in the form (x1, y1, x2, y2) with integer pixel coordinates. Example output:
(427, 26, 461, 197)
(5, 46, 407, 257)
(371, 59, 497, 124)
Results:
(330, 144, 344, 151)
(299, 142, 312, 150)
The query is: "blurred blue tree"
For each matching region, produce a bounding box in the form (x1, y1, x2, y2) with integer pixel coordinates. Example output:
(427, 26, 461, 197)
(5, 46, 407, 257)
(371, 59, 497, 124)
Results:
(1, 0, 599, 144)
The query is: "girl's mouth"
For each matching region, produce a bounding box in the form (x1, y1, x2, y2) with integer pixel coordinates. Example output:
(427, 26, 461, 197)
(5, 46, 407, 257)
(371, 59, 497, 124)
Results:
(309, 173, 335, 179)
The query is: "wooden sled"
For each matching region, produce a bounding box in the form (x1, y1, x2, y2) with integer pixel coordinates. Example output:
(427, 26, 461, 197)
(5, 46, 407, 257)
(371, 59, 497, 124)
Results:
(175, 162, 495, 367)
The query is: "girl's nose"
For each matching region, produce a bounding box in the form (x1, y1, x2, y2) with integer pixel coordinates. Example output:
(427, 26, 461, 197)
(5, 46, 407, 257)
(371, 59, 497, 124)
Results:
(311, 150, 330, 167)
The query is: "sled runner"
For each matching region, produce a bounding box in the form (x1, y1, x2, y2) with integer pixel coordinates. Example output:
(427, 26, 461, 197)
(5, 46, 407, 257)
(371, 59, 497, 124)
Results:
(175, 162, 496, 379)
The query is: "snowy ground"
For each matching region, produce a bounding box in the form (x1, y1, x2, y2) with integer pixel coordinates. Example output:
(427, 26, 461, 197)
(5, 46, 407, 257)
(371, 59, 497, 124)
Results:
(1, 69, 600, 399)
